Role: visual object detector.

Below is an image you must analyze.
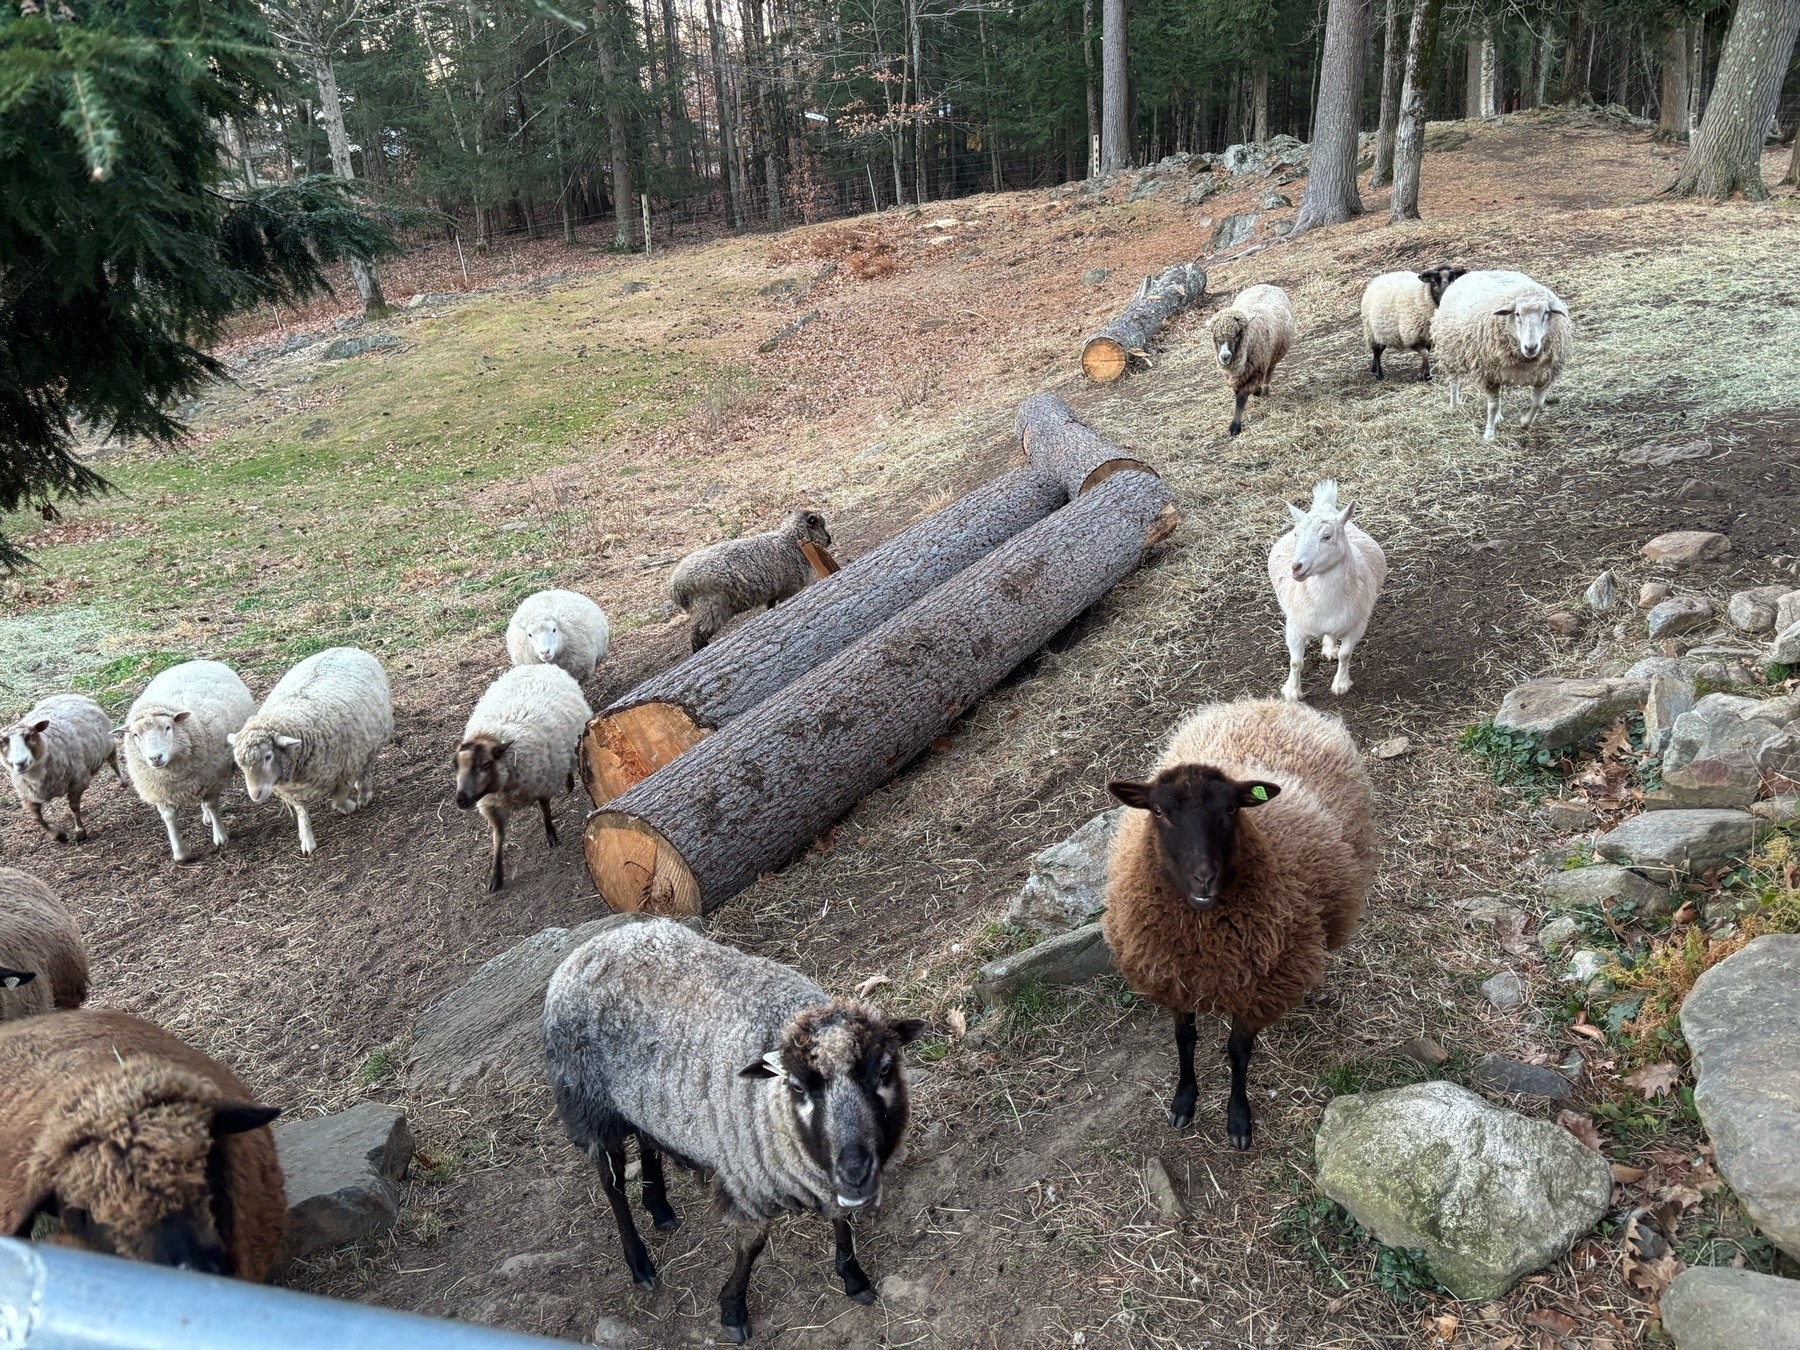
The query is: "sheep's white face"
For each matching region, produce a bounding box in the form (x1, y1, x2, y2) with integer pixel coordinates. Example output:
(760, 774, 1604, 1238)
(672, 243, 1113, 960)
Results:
(228, 731, 300, 803)
(528, 617, 564, 664)
(1286, 500, 1356, 582)
(3, 723, 43, 774)
(128, 711, 190, 769)
(1495, 297, 1565, 360)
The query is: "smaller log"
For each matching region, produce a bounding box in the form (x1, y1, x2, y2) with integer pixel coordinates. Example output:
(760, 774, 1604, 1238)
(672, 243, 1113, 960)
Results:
(1016, 392, 1157, 496)
(1080, 261, 1207, 384)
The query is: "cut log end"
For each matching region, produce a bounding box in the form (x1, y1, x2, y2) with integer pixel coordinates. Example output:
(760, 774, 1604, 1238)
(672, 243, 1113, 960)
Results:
(580, 701, 709, 806)
(1079, 457, 1158, 495)
(800, 539, 841, 578)
(583, 812, 703, 916)
(1081, 336, 1131, 383)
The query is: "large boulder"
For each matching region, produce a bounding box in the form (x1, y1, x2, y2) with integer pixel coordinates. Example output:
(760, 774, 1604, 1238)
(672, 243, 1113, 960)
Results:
(1314, 1081, 1611, 1299)
(1593, 809, 1757, 876)
(1727, 586, 1792, 635)
(1004, 809, 1123, 935)
(1540, 863, 1671, 915)
(1660, 1266, 1800, 1350)
(274, 1102, 413, 1261)
(974, 923, 1113, 1005)
(1492, 678, 1648, 750)
(1661, 694, 1790, 808)
(1680, 936, 1800, 1259)
(1642, 673, 1696, 755)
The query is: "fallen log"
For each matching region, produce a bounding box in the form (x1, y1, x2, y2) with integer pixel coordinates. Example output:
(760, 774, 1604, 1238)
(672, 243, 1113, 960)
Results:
(1017, 392, 1158, 495)
(579, 466, 1068, 803)
(583, 467, 1178, 916)
(1079, 261, 1207, 384)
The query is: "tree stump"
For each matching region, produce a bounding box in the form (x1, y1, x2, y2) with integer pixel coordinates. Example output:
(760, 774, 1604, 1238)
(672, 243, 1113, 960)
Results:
(579, 466, 1068, 803)
(1080, 262, 1207, 383)
(583, 468, 1178, 916)
(1016, 392, 1159, 494)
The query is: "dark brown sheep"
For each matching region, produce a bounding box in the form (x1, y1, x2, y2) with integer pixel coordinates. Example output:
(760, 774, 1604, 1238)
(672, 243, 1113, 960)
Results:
(0, 867, 88, 1021)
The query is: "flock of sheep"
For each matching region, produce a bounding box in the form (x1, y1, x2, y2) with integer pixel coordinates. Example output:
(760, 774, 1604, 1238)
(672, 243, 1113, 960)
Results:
(0, 256, 1575, 1341)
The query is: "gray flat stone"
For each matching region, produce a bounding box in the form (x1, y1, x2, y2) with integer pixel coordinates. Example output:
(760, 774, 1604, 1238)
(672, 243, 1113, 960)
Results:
(1751, 794, 1800, 824)
(1661, 1266, 1800, 1350)
(1471, 1054, 1574, 1100)
(1643, 673, 1696, 754)
(1774, 621, 1800, 665)
(1481, 971, 1527, 1010)
(1780, 591, 1800, 633)
(1584, 570, 1618, 613)
(1538, 916, 1579, 953)
(1539, 863, 1671, 914)
(1728, 586, 1790, 635)
(1209, 212, 1258, 250)
(1681, 936, 1800, 1259)
(975, 923, 1113, 1005)
(1594, 809, 1757, 876)
(1662, 693, 1789, 808)
(1314, 1081, 1610, 1300)
(274, 1102, 413, 1261)
(321, 333, 401, 360)
(1647, 595, 1715, 640)
(1144, 1157, 1187, 1223)
(1541, 800, 1597, 831)
(1492, 678, 1648, 750)
(1004, 809, 1123, 935)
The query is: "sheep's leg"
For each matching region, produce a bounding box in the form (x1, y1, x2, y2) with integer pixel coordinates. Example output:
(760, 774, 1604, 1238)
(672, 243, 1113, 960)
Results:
(107, 746, 123, 782)
(1446, 375, 1461, 407)
(1225, 1021, 1259, 1150)
(718, 1222, 770, 1344)
(833, 1217, 876, 1304)
(24, 800, 67, 844)
(596, 1143, 658, 1291)
(637, 1133, 679, 1232)
(1280, 619, 1308, 703)
(1482, 390, 1503, 441)
(1168, 1010, 1198, 1129)
(1228, 389, 1250, 437)
(1417, 345, 1433, 381)
(539, 797, 558, 848)
(65, 787, 88, 843)
(157, 805, 193, 864)
(1320, 635, 1340, 659)
(293, 803, 317, 855)
(358, 754, 377, 806)
(478, 797, 507, 893)
(1522, 385, 1550, 428)
(1369, 343, 1385, 380)
(201, 795, 229, 847)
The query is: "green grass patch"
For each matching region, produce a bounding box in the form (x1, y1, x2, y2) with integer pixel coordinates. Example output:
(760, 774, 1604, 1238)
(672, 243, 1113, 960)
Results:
(356, 1044, 399, 1085)
(1458, 720, 1559, 788)
(71, 652, 186, 714)
(1273, 1193, 1445, 1304)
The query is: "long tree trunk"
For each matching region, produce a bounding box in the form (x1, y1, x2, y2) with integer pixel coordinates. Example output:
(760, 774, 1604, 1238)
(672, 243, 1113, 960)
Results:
(704, 0, 745, 227)
(1464, 31, 1495, 118)
(1371, 0, 1402, 185)
(1532, 27, 1550, 106)
(1252, 60, 1270, 142)
(594, 0, 635, 248)
(1390, 0, 1441, 222)
(1100, 0, 1131, 172)
(1293, 0, 1370, 235)
(1687, 20, 1705, 136)
(310, 55, 389, 316)
(1557, 4, 1589, 103)
(1658, 21, 1691, 141)
(1083, 0, 1100, 177)
(907, 0, 927, 203)
(660, 0, 694, 181)
(1669, 0, 1800, 199)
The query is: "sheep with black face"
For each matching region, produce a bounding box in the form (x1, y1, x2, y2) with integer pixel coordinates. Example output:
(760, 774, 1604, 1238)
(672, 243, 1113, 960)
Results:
(543, 918, 924, 1343)
(1360, 264, 1467, 381)
(1102, 698, 1374, 1150)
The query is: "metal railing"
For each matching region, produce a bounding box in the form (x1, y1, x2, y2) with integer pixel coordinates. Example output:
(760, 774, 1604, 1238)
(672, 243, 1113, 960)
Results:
(0, 1239, 585, 1349)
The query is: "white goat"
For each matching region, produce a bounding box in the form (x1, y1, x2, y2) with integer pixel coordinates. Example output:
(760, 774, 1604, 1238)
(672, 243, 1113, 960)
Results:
(1266, 482, 1388, 701)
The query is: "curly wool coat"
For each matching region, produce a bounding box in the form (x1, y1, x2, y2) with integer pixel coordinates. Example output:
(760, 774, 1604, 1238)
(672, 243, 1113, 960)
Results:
(1101, 699, 1375, 1031)
(0, 1009, 286, 1281)
(1211, 284, 1295, 396)
(0, 868, 88, 1022)
(1430, 269, 1573, 397)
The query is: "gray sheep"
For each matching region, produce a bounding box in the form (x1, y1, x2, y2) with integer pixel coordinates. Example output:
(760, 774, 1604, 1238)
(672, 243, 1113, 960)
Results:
(669, 510, 831, 651)
(543, 919, 924, 1343)
(0, 867, 89, 1021)
(3, 694, 119, 843)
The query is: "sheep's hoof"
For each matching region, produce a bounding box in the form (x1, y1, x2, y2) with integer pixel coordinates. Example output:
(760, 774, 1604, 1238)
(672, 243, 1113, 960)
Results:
(486, 874, 505, 895)
(722, 1324, 750, 1346)
(1228, 1129, 1254, 1151)
(1331, 678, 1352, 696)
(1167, 1086, 1197, 1130)
(1228, 422, 1242, 437)
(652, 1214, 680, 1233)
(849, 1285, 877, 1306)
(172, 852, 200, 867)
(53, 829, 70, 844)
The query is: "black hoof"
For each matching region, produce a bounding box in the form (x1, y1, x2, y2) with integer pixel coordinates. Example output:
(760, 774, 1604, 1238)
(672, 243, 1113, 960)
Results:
(486, 874, 504, 894)
(850, 1285, 877, 1306)
(722, 1324, 750, 1346)
(1169, 1085, 1197, 1129)
(1228, 1131, 1253, 1151)
(1228, 423, 1242, 437)
(651, 1212, 680, 1233)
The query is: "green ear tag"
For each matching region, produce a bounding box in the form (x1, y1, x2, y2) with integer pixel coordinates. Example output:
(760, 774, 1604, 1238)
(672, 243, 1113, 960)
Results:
(1250, 785, 1269, 802)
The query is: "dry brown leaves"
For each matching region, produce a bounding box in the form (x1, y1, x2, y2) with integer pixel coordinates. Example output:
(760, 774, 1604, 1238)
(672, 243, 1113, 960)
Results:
(1557, 1111, 1605, 1153)
(1624, 1062, 1680, 1100)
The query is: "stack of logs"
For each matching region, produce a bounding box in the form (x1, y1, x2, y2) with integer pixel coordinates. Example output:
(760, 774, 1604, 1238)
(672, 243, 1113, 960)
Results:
(579, 393, 1178, 917)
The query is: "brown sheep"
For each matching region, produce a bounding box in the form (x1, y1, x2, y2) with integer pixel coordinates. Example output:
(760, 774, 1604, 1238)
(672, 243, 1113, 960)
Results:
(0, 867, 89, 1022)
(0, 1009, 285, 1279)
(1102, 698, 1374, 1149)
(1207, 284, 1295, 436)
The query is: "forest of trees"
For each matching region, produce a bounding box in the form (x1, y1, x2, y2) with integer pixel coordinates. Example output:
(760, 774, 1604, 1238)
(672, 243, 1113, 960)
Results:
(243, 0, 1800, 256)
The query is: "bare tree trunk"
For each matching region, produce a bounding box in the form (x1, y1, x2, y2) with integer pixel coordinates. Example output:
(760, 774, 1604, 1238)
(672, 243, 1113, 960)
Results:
(661, 0, 694, 181)
(1658, 21, 1691, 141)
(1557, 5, 1589, 103)
(1100, 0, 1132, 172)
(705, 0, 745, 227)
(1687, 20, 1705, 136)
(1293, 0, 1369, 235)
(1669, 0, 1800, 199)
(1532, 28, 1550, 106)
(310, 55, 388, 316)
(1464, 31, 1495, 118)
(1371, 0, 1402, 185)
(1252, 60, 1270, 142)
(1084, 0, 1101, 176)
(1390, 0, 1440, 222)
(906, 0, 926, 202)
(594, 0, 635, 248)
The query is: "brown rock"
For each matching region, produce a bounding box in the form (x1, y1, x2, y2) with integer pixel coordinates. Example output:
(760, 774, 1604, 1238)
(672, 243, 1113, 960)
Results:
(1547, 612, 1582, 638)
(1641, 530, 1730, 566)
(1638, 581, 1672, 610)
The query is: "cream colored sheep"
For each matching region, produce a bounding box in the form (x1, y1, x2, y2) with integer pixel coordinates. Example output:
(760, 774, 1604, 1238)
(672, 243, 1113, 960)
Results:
(122, 661, 255, 863)
(3, 694, 118, 843)
(1360, 265, 1465, 380)
(1430, 269, 1574, 440)
(505, 589, 612, 682)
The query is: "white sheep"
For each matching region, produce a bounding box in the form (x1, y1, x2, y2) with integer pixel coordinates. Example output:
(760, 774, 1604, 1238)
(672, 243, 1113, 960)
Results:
(1360, 266, 1466, 381)
(121, 661, 255, 863)
(3, 694, 119, 843)
(1207, 284, 1295, 436)
(454, 663, 592, 893)
(1267, 481, 1388, 701)
(228, 647, 392, 855)
(1430, 269, 1573, 440)
(505, 589, 611, 682)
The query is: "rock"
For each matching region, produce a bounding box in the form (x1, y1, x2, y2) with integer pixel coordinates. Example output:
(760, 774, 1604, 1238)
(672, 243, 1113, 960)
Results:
(1773, 621, 1800, 665)
(1594, 809, 1756, 876)
(1260, 192, 1292, 209)
(1538, 916, 1579, 953)
(1584, 571, 1618, 613)
(1675, 477, 1720, 501)
(1546, 611, 1582, 638)
(1314, 1081, 1609, 1299)
(1565, 949, 1609, 985)
(1779, 592, 1800, 633)
(1637, 581, 1672, 610)
(1646, 595, 1715, 640)
(1626, 655, 1692, 680)
(1692, 659, 1754, 689)
(1144, 1157, 1187, 1223)
(321, 333, 401, 360)
(1079, 268, 1110, 286)
(1641, 531, 1730, 565)
(1643, 673, 1697, 754)
(1209, 213, 1258, 250)
(1004, 809, 1124, 935)
(757, 308, 820, 353)
(1541, 799, 1596, 831)
(1728, 586, 1790, 635)
(591, 1313, 651, 1349)
(1681, 936, 1800, 1259)
(1660, 1267, 1800, 1350)
(1750, 794, 1800, 824)
(299, 418, 332, 442)
(1492, 678, 1648, 750)
(1125, 176, 1166, 202)
(1540, 863, 1671, 914)
(974, 923, 1113, 1005)
(1481, 971, 1527, 1011)
(274, 1102, 413, 1261)
(409, 913, 664, 1091)
(496, 1248, 581, 1278)
(1470, 1054, 1574, 1100)
(1400, 1036, 1450, 1066)
(1661, 693, 1789, 809)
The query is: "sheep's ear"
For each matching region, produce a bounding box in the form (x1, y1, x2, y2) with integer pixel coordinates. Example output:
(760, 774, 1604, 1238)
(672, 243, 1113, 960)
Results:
(172, 710, 192, 725)
(12, 1191, 58, 1237)
(491, 740, 510, 759)
(29, 720, 49, 734)
(1549, 298, 1569, 317)
(0, 967, 36, 990)
(274, 735, 301, 750)
(740, 1050, 786, 1079)
(1237, 781, 1281, 808)
(1492, 303, 1516, 316)
(1107, 779, 1154, 810)
(890, 1019, 928, 1046)
(212, 1103, 281, 1135)
(1416, 270, 1439, 287)
(1286, 502, 1308, 527)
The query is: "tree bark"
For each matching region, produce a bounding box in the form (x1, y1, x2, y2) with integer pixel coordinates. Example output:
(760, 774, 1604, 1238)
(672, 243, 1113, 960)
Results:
(1669, 0, 1800, 199)
(1252, 61, 1270, 142)
(1389, 0, 1441, 222)
(705, 0, 745, 227)
(1080, 262, 1208, 383)
(1293, 0, 1370, 235)
(907, 0, 927, 203)
(1464, 31, 1495, 118)
(580, 467, 1069, 803)
(594, 0, 635, 248)
(1084, 0, 1101, 177)
(1100, 0, 1132, 172)
(1556, 5, 1589, 104)
(584, 466, 1179, 916)
(1687, 20, 1705, 137)
(1371, 0, 1402, 185)
(310, 55, 389, 316)
(1658, 21, 1691, 141)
